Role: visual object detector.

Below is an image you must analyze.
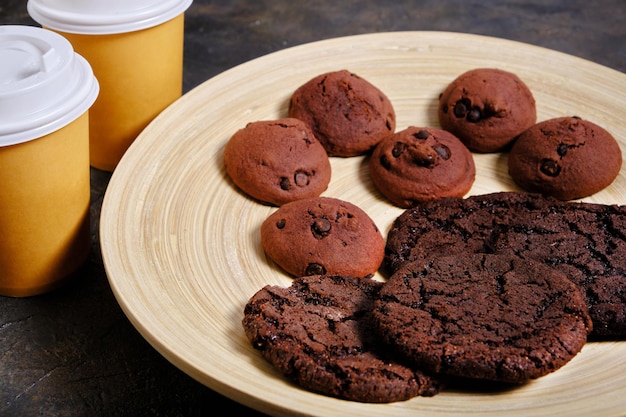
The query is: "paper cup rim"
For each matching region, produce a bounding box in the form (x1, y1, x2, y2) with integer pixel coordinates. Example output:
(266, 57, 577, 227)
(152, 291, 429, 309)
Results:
(27, 0, 192, 35)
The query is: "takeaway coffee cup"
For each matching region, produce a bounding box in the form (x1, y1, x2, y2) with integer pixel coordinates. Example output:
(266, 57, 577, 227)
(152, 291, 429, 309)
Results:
(28, 0, 193, 171)
(0, 25, 99, 297)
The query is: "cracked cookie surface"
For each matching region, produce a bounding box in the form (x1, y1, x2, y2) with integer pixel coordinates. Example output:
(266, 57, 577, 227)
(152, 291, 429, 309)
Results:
(383, 191, 626, 338)
(242, 274, 440, 402)
(372, 253, 591, 383)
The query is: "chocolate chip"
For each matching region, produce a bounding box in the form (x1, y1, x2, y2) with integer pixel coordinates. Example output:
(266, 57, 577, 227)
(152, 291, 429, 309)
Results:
(557, 144, 569, 157)
(433, 144, 451, 160)
(276, 219, 286, 229)
(540, 159, 561, 177)
(453, 99, 470, 118)
(453, 98, 483, 122)
(294, 170, 310, 187)
(414, 130, 430, 140)
(311, 218, 332, 238)
(305, 263, 326, 276)
(280, 177, 291, 190)
(466, 107, 481, 123)
(380, 154, 391, 170)
(392, 142, 406, 158)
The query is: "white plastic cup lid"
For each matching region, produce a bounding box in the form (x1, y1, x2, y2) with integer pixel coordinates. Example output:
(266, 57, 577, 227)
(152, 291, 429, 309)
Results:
(27, 0, 193, 35)
(0, 25, 99, 146)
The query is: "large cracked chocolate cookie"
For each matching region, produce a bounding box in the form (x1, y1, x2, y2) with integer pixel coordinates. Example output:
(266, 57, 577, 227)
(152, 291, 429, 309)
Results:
(383, 191, 626, 338)
(373, 253, 591, 383)
(242, 274, 440, 402)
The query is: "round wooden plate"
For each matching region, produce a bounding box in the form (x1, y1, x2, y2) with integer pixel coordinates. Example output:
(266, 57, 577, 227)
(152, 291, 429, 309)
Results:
(101, 32, 626, 416)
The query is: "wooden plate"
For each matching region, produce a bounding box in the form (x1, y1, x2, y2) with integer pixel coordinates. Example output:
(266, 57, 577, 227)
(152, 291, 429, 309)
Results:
(100, 32, 626, 416)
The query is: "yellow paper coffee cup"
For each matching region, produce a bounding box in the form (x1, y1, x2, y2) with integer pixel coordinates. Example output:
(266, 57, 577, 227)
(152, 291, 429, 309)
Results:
(28, 0, 192, 171)
(0, 25, 99, 297)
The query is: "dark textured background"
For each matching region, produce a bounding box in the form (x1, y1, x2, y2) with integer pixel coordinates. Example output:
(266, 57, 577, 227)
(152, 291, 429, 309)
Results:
(1, 1, 624, 416)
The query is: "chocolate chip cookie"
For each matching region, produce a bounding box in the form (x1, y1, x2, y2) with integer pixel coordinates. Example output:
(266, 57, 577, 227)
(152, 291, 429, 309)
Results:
(369, 126, 476, 207)
(242, 274, 440, 402)
(261, 197, 385, 277)
(508, 116, 622, 200)
(289, 70, 396, 156)
(438, 68, 536, 153)
(224, 118, 331, 206)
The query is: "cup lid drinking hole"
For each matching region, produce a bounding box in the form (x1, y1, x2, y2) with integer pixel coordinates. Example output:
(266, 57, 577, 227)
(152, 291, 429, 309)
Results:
(0, 25, 99, 146)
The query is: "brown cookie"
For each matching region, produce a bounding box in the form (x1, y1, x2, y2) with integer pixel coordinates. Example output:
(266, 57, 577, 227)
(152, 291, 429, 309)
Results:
(224, 118, 331, 206)
(508, 116, 622, 200)
(383, 191, 626, 338)
(369, 126, 476, 207)
(438, 68, 537, 153)
(288, 69, 396, 157)
(261, 197, 384, 277)
(372, 253, 591, 383)
(242, 274, 440, 402)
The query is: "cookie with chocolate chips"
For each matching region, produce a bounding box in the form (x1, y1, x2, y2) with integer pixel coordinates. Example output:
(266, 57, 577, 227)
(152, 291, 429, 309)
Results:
(242, 274, 440, 402)
(369, 126, 476, 208)
(372, 253, 592, 383)
(438, 68, 537, 153)
(289, 69, 396, 157)
(508, 116, 622, 200)
(260, 197, 384, 278)
(224, 118, 331, 206)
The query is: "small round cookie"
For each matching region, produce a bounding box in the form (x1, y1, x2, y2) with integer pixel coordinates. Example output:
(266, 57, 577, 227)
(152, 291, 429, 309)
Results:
(261, 197, 384, 277)
(508, 116, 622, 200)
(372, 253, 592, 383)
(288, 69, 396, 157)
(369, 126, 476, 208)
(438, 68, 537, 153)
(242, 274, 440, 402)
(224, 118, 331, 206)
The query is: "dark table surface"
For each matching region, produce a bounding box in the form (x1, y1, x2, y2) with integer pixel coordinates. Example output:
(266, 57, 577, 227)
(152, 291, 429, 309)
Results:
(1, 1, 624, 416)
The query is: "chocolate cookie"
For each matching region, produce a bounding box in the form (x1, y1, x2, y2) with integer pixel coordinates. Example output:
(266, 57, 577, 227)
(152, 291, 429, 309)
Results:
(438, 68, 537, 153)
(224, 118, 331, 206)
(383, 191, 626, 338)
(261, 197, 384, 277)
(508, 116, 622, 200)
(369, 126, 476, 207)
(242, 274, 440, 402)
(288, 70, 396, 157)
(372, 253, 591, 383)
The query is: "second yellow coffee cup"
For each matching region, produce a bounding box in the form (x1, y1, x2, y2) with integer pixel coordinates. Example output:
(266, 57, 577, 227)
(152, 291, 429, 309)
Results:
(28, 0, 193, 171)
